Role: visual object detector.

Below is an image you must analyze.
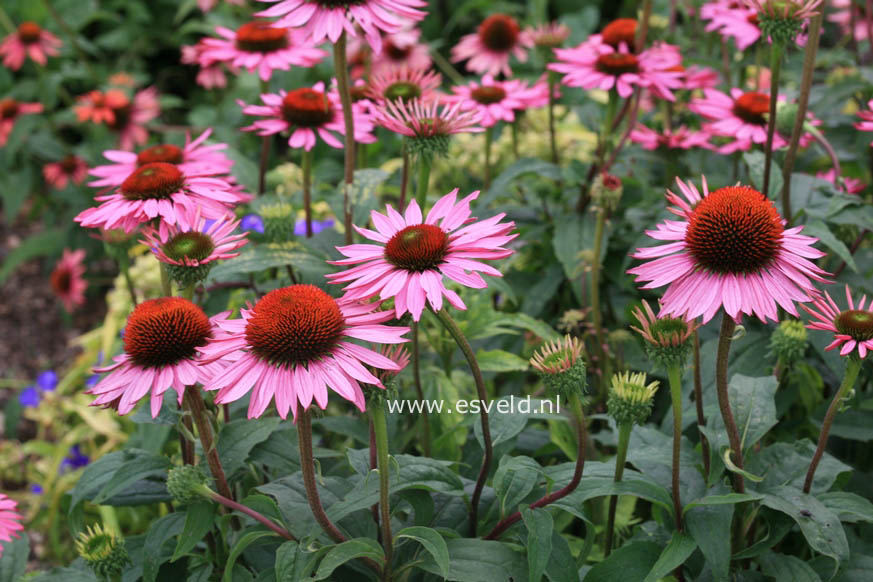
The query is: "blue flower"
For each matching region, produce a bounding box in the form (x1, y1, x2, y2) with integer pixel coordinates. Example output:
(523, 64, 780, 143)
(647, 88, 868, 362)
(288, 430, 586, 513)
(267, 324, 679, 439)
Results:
(294, 218, 335, 237)
(19, 386, 41, 408)
(29, 484, 43, 495)
(85, 374, 100, 388)
(203, 219, 217, 232)
(240, 214, 265, 234)
(60, 445, 90, 473)
(37, 370, 58, 392)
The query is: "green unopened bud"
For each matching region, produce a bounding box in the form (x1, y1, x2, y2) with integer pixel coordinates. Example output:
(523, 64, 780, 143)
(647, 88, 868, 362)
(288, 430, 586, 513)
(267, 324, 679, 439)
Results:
(407, 135, 451, 159)
(774, 101, 798, 136)
(530, 335, 587, 398)
(166, 465, 213, 505)
(165, 263, 213, 288)
(260, 200, 296, 242)
(770, 319, 808, 365)
(608, 371, 659, 426)
(631, 301, 698, 369)
(590, 172, 623, 212)
(75, 524, 130, 579)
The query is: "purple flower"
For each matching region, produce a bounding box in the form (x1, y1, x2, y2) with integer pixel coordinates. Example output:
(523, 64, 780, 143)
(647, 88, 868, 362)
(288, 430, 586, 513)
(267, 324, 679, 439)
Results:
(85, 374, 100, 388)
(294, 218, 335, 237)
(19, 386, 41, 408)
(240, 214, 265, 234)
(60, 445, 90, 473)
(29, 484, 43, 495)
(37, 370, 58, 391)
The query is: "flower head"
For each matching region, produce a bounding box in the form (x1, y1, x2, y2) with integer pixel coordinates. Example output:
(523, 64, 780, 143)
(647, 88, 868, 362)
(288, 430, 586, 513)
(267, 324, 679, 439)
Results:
(43, 155, 88, 189)
(0, 493, 23, 557)
(18, 386, 40, 408)
(803, 285, 873, 358)
(166, 465, 212, 504)
(816, 169, 864, 196)
(447, 75, 548, 128)
(0, 97, 43, 146)
(530, 335, 586, 397)
(141, 213, 248, 287)
(608, 371, 659, 426)
(373, 98, 483, 157)
(745, 0, 822, 44)
(86, 298, 222, 416)
(255, 0, 427, 54)
(530, 22, 571, 49)
(75, 87, 160, 150)
(631, 300, 699, 368)
(367, 67, 441, 104)
(197, 21, 327, 82)
(60, 445, 90, 473)
(198, 285, 408, 419)
(239, 81, 376, 151)
(37, 370, 58, 391)
(770, 319, 808, 365)
(0, 21, 61, 70)
(75, 524, 130, 579)
(51, 248, 87, 311)
(630, 124, 712, 151)
(597, 18, 638, 49)
(629, 177, 828, 323)
(327, 189, 516, 321)
(451, 13, 534, 77)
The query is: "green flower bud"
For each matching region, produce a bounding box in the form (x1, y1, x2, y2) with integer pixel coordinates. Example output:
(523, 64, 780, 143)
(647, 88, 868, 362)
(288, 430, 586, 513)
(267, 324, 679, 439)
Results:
(260, 200, 296, 243)
(607, 371, 659, 426)
(591, 172, 623, 212)
(166, 465, 213, 505)
(631, 300, 698, 369)
(406, 135, 451, 159)
(165, 262, 213, 288)
(770, 319, 808, 366)
(75, 524, 130, 579)
(530, 335, 587, 398)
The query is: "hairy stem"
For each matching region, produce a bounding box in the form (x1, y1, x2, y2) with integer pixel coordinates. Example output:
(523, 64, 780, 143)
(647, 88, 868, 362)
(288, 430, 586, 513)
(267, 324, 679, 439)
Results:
(604, 421, 632, 556)
(297, 407, 346, 542)
(207, 490, 296, 540)
(302, 148, 313, 237)
(693, 330, 711, 478)
(333, 32, 356, 245)
(547, 70, 559, 165)
(716, 314, 744, 493)
(399, 140, 410, 211)
(415, 153, 431, 209)
(668, 364, 684, 532)
(412, 321, 432, 457)
(183, 388, 234, 501)
(591, 207, 610, 399)
(372, 401, 393, 580)
(484, 126, 494, 191)
(762, 43, 783, 198)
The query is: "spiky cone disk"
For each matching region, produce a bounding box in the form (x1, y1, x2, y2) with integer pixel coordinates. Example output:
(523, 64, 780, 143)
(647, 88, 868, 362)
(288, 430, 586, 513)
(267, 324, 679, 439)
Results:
(530, 335, 587, 399)
(631, 300, 699, 369)
(607, 371, 659, 426)
(75, 524, 131, 579)
(166, 465, 213, 505)
(770, 319, 808, 366)
(747, 0, 822, 45)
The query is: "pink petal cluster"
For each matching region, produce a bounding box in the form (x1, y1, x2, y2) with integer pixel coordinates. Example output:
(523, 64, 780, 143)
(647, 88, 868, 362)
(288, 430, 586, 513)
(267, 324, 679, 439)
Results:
(629, 124, 712, 151)
(803, 285, 873, 358)
(0, 22, 61, 70)
(43, 155, 89, 189)
(50, 248, 88, 311)
(451, 14, 534, 77)
(0, 98, 42, 146)
(816, 169, 865, 196)
(0, 493, 23, 557)
(373, 98, 483, 139)
(74, 87, 160, 150)
(447, 75, 549, 128)
(141, 213, 248, 268)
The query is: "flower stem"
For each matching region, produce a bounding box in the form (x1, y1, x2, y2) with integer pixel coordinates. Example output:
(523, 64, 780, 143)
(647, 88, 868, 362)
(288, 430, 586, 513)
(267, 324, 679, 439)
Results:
(779, 13, 822, 225)
(412, 321, 432, 457)
(547, 70, 559, 165)
(485, 392, 586, 540)
(371, 400, 393, 581)
(119, 253, 138, 306)
(399, 140, 410, 212)
(432, 307, 492, 537)
(333, 31, 356, 245)
(183, 387, 234, 501)
(668, 364, 684, 533)
(591, 206, 610, 399)
(803, 358, 862, 493)
(302, 148, 313, 237)
(716, 314, 744, 493)
(692, 330, 711, 478)
(604, 421, 632, 556)
(415, 153, 431, 209)
(762, 42, 783, 198)
(511, 117, 519, 159)
(484, 126, 494, 190)
(159, 263, 172, 297)
(297, 406, 347, 543)
(257, 79, 270, 196)
(206, 489, 296, 540)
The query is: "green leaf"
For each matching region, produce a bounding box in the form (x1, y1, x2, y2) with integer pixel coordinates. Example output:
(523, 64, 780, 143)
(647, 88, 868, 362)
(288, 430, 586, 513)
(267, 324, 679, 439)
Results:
(686, 503, 733, 582)
(143, 513, 186, 582)
(551, 461, 674, 516)
(746, 441, 851, 494)
(217, 417, 282, 477)
(819, 492, 873, 524)
(92, 452, 171, 504)
(0, 229, 63, 284)
(0, 533, 29, 582)
(545, 530, 576, 582)
(474, 397, 530, 449)
(475, 349, 529, 372)
(493, 456, 542, 517)
(313, 538, 383, 580)
(743, 151, 783, 198)
(209, 242, 332, 281)
(759, 552, 822, 582)
(584, 541, 661, 582)
(761, 486, 849, 572)
(684, 492, 763, 511)
(706, 375, 778, 454)
(171, 501, 215, 561)
(395, 526, 450, 579)
(223, 530, 278, 582)
(522, 508, 553, 582)
(552, 214, 587, 281)
(482, 157, 561, 205)
(416, 538, 528, 582)
(29, 567, 97, 582)
(804, 219, 857, 273)
(274, 540, 323, 582)
(643, 532, 697, 582)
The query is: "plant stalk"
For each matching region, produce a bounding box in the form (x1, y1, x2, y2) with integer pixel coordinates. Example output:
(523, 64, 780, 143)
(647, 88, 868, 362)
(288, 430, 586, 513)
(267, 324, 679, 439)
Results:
(484, 126, 494, 190)
(762, 42, 783, 198)
(302, 148, 313, 237)
(604, 421, 632, 556)
(333, 32, 356, 245)
(372, 401, 393, 580)
(415, 153, 431, 209)
(668, 364, 684, 532)
(693, 330, 711, 478)
(412, 321, 432, 457)
(183, 387, 234, 501)
(716, 314, 744, 493)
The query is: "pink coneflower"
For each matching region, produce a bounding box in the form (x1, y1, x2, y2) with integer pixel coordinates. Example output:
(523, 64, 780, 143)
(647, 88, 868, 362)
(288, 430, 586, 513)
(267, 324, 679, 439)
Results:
(854, 99, 873, 144)
(803, 285, 873, 358)
(0, 493, 23, 557)
(181, 42, 228, 89)
(816, 169, 864, 195)
(550, 40, 683, 100)
(828, 0, 868, 42)
(141, 213, 248, 269)
(44, 155, 88, 189)
(451, 13, 534, 77)
(0, 21, 61, 71)
(75, 163, 242, 236)
(593, 18, 639, 50)
(745, 0, 822, 21)
(74, 87, 160, 150)
(89, 129, 235, 188)
(256, 0, 427, 54)
(373, 26, 432, 73)
(629, 177, 828, 323)
(373, 98, 483, 154)
(367, 67, 441, 104)
(0, 97, 42, 146)
(198, 284, 409, 418)
(197, 21, 327, 82)
(705, 4, 761, 50)
(239, 81, 376, 151)
(327, 189, 517, 321)
(447, 75, 546, 128)
(629, 124, 712, 151)
(50, 249, 87, 311)
(87, 298, 223, 416)
(530, 22, 571, 49)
